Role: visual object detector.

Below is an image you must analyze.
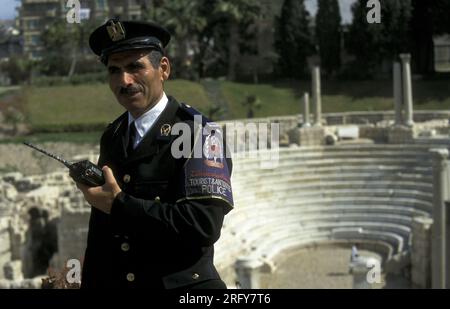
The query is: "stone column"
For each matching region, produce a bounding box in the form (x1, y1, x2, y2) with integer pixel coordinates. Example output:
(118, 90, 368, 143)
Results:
(411, 216, 433, 288)
(235, 258, 263, 289)
(400, 54, 414, 127)
(393, 62, 403, 126)
(303, 92, 311, 128)
(446, 201, 450, 287)
(430, 148, 449, 289)
(312, 66, 322, 127)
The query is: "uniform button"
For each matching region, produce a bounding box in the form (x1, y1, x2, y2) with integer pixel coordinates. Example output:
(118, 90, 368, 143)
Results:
(121, 242, 130, 252)
(123, 174, 131, 183)
(126, 273, 135, 282)
(192, 273, 200, 280)
(154, 196, 161, 203)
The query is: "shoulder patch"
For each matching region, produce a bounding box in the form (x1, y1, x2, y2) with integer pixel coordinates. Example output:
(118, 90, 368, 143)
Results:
(176, 121, 233, 210)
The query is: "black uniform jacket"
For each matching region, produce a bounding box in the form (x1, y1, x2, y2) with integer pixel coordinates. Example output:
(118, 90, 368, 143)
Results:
(80, 96, 233, 289)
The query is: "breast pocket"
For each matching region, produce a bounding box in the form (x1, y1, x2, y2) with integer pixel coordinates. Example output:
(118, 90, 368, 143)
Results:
(133, 180, 169, 200)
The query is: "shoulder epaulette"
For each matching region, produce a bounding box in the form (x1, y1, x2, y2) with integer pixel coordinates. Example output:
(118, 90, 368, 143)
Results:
(179, 102, 211, 126)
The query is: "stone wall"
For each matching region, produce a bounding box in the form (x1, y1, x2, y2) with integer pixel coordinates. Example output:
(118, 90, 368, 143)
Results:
(0, 216, 11, 279)
(51, 197, 90, 270)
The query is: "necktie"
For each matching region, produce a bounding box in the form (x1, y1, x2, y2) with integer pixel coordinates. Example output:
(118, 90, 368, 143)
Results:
(127, 121, 137, 156)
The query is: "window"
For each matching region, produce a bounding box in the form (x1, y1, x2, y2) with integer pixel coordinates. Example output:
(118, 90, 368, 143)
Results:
(27, 20, 38, 30)
(30, 35, 40, 46)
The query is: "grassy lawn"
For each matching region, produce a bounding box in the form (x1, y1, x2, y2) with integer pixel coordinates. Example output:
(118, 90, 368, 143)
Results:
(18, 78, 450, 134)
(25, 84, 121, 130)
(0, 86, 20, 97)
(221, 80, 450, 118)
(4, 78, 447, 143)
(165, 79, 211, 113)
(0, 131, 103, 144)
(24, 79, 211, 131)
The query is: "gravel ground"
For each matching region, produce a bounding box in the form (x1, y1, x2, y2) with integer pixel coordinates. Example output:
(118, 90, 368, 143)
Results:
(261, 244, 410, 289)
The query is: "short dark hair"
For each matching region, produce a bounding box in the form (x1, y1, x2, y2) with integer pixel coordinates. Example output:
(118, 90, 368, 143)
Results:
(104, 49, 163, 67)
(148, 49, 163, 69)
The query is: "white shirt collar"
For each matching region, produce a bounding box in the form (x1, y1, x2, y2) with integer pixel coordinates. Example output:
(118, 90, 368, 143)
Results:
(128, 92, 168, 140)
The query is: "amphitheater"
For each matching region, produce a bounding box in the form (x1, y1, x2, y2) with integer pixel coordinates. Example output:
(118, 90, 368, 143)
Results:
(1, 62, 450, 289)
(0, 110, 450, 289)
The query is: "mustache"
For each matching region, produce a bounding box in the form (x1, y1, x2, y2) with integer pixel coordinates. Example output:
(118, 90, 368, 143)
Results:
(120, 85, 142, 95)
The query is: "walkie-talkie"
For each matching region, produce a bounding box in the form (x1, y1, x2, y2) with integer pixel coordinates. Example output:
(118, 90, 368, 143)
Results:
(23, 142, 105, 187)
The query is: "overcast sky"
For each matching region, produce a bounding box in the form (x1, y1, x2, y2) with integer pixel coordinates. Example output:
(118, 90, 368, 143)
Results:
(0, 0, 356, 23)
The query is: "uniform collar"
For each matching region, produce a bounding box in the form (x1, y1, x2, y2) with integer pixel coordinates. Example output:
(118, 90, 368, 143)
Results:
(128, 92, 168, 139)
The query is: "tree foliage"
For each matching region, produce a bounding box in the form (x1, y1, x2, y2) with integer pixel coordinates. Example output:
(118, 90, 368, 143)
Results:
(275, 0, 313, 79)
(347, 0, 412, 77)
(316, 0, 342, 77)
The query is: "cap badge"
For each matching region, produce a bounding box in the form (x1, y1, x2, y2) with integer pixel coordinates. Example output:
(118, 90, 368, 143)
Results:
(161, 124, 172, 136)
(106, 20, 126, 42)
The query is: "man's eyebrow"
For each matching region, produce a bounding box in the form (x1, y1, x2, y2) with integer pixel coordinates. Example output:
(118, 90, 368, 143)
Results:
(125, 60, 145, 68)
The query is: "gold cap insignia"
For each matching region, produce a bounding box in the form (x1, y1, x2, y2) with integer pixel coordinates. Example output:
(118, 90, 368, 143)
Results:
(106, 20, 126, 42)
(161, 124, 172, 136)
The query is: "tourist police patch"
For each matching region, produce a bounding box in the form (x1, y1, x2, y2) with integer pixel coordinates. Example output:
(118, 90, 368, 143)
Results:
(178, 122, 233, 208)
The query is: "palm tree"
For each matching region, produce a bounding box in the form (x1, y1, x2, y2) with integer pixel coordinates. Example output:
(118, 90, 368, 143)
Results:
(146, 0, 207, 79)
(214, 0, 260, 81)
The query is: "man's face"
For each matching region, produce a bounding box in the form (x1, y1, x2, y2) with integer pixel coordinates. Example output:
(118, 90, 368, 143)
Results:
(107, 49, 170, 118)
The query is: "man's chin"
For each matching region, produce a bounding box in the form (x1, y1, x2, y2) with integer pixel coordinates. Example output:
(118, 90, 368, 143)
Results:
(119, 95, 144, 107)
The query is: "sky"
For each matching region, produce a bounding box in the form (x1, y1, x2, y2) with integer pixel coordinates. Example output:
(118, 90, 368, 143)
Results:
(0, 0, 19, 20)
(0, 0, 356, 23)
(306, 0, 357, 24)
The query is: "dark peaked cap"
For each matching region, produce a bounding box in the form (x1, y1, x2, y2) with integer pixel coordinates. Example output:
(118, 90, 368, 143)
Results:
(89, 19, 171, 64)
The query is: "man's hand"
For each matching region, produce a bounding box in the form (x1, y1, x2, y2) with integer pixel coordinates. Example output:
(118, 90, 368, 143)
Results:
(76, 166, 122, 214)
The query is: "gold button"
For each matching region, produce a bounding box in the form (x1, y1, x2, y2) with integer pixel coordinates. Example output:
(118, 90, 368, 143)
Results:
(192, 273, 199, 280)
(126, 273, 135, 282)
(123, 174, 131, 183)
(155, 196, 161, 203)
(121, 242, 130, 252)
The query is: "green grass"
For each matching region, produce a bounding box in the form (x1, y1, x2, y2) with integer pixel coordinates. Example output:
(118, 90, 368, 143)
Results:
(24, 79, 211, 131)
(25, 84, 121, 130)
(165, 79, 211, 113)
(0, 86, 20, 98)
(221, 82, 300, 119)
(20, 78, 450, 132)
(12, 78, 450, 143)
(221, 80, 450, 118)
(0, 131, 103, 144)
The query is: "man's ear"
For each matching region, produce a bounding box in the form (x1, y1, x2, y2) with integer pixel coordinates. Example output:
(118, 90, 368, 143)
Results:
(160, 57, 171, 81)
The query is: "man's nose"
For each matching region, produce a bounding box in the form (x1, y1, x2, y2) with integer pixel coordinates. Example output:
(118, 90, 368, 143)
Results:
(120, 72, 134, 86)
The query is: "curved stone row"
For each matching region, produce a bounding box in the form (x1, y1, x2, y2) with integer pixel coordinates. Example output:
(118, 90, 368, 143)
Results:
(216, 145, 436, 287)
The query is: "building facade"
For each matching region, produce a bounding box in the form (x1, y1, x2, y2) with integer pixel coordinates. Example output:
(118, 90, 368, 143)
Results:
(17, 0, 146, 59)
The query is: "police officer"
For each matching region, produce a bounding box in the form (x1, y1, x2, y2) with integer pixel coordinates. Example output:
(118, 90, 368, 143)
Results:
(77, 19, 233, 289)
